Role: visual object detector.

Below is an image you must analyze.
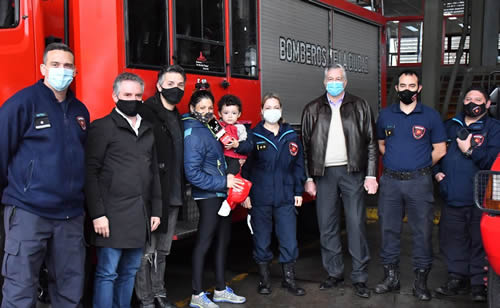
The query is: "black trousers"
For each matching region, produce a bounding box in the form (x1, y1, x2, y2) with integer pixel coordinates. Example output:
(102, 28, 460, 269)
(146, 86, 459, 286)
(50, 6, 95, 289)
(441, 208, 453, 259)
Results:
(192, 198, 232, 294)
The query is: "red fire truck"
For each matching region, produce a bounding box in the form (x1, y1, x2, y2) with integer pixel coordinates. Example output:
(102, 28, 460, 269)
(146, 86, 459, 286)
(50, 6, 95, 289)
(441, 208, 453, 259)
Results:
(0, 0, 386, 237)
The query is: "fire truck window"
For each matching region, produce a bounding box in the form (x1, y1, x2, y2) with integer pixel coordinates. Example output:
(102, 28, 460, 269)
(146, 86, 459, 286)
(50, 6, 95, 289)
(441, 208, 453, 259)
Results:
(126, 0, 167, 68)
(231, 0, 258, 78)
(175, 0, 225, 74)
(0, 0, 18, 28)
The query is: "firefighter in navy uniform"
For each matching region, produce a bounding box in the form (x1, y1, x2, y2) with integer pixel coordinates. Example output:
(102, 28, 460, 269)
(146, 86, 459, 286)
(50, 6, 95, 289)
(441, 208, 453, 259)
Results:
(242, 93, 306, 296)
(375, 70, 447, 301)
(434, 86, 500, 302)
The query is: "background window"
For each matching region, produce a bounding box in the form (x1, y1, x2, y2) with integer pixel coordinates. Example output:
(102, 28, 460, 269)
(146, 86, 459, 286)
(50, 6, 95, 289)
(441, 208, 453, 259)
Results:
(126, 0, 168, 68)
(175, 0, 225, 74)
(399, 21, 423, 64)
(443, 16, 469, 65)
(231, 0, 257, 78)
(0, 0, 18, 28)
(386, 21, 399, 66)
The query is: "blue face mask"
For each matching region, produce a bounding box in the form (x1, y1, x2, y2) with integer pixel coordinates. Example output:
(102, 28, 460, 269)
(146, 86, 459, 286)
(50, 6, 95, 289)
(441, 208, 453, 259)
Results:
(46, 67, 74, 91)
(326, 81, 344, 97)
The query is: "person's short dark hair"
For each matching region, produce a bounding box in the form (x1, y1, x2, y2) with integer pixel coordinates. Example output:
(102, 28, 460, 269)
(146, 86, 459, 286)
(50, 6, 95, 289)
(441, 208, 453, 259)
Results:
(464, 86, 490, 102)
(158, 65, 186, 85)
(397, 70, 420, 85)
(43, 43, 74, 64)
(217, 94, 242, 113)
(113, 72, 145, 96)
(189, 90, 214, 109)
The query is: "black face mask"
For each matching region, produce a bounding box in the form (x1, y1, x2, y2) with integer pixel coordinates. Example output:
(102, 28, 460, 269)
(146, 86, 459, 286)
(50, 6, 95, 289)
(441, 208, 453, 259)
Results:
(192, 111, 213, 124)
(116, 99, 141, 116)
(397, 89, 418, 105)
(160, 87, 184, 105)
(463, 102, 486, 118)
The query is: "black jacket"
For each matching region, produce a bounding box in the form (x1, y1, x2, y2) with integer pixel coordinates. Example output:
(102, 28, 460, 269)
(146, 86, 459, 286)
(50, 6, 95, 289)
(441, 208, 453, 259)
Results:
(138, 93, 185, 233)
(85, 109, 162, 249)
(301, 92, 378, 177)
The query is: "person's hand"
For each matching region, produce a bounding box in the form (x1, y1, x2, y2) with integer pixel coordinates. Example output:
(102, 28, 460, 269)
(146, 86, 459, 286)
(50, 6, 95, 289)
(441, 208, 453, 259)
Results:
(227, 174, 244, 191)
(224, 138, 239, 150)
(294, 196, 303, 207)
(457, 134, 472, 153)
(238, 159, 246, 166)
(93, 216, 110, 238)
(435, 172, 446, 182)
(364, 178, 378, 194)
(242, 197, 252, 209)
(304, 180, 316, 197)
(151, 216, 161, 232)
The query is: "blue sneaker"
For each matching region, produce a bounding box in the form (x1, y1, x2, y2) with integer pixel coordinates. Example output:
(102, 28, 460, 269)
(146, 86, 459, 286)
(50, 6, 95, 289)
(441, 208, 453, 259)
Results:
(213, 287, 246, 304)
(190, 292, 219, 308)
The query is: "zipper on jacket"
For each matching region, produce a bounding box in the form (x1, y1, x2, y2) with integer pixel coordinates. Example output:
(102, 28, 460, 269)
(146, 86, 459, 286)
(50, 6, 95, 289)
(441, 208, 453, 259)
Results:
(217, 160, 224, 176)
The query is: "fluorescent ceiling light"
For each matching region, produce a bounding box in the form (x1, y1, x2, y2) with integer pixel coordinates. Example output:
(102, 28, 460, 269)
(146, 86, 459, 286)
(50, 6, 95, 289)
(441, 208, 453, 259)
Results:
(458, 23, 464, 27)
(448, 16, 457, 20)
(405, 26, 419, 32)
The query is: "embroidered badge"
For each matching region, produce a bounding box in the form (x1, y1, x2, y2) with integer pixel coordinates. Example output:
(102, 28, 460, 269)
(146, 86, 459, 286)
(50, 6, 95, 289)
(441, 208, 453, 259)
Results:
(412, 125, 426, 140)
(289, 142, 298, 156)
(472, 134, 484, 147)
(256, 142, 267, 151)
(76, 116, 86, 131)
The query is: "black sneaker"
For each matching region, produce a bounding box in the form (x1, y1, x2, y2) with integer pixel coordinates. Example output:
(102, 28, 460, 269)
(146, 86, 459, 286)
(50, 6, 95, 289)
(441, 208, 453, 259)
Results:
(471, 285, 487, 302)
(435, 275, 470, 296)
(353, 282, 371, 298)
(319, 276, 344, 290)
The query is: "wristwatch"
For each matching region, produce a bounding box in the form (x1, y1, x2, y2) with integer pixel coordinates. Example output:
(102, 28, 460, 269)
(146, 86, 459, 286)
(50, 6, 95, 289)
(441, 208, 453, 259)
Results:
(463, 147, 474, 158)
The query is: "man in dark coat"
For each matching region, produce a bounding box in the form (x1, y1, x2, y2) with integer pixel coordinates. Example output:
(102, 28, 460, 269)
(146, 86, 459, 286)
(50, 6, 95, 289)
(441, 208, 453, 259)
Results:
(134, 65, 186, 308)
(85, 72, 162, 308)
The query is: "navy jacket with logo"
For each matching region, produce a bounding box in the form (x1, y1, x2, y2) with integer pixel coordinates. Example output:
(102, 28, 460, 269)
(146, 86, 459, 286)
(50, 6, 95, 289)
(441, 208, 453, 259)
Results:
(242, 121, 306, 207)
(0, 80, 90, 219)
(183, 115, 228, 200)
(434, 113, 500, 206)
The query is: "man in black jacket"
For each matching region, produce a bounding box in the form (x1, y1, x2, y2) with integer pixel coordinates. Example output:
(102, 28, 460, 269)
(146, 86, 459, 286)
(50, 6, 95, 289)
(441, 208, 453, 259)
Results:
(134, 65, 186, 308)
(301, 64, 378, 298)
(85, 72, 162, 308)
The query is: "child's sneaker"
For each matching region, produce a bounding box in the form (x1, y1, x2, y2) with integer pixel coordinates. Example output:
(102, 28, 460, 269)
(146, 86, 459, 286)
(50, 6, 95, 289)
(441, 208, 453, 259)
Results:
(189, 292, 219, 308)
(213, 286, 246, 304)
(218, 200, 231, 216)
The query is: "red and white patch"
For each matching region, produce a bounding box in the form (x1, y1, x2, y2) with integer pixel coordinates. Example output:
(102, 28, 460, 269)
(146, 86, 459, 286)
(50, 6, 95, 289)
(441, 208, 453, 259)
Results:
(412, 125, 426, 140)
(76, 116, 86, 131)
(289, 142, 298, 156)
(472, 134, 485, 147)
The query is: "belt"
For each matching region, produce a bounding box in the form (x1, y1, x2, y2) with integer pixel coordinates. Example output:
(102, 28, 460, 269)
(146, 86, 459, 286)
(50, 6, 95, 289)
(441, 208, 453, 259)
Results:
(383, 166, 432, 181)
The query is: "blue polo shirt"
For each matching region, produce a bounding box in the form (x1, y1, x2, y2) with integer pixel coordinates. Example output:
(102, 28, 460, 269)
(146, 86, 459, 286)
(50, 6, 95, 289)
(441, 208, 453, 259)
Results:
(376, 102, 447, 172)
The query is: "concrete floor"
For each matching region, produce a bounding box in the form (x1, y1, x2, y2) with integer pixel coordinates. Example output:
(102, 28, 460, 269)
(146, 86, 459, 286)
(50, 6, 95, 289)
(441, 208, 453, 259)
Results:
(37, 201, 488, 308)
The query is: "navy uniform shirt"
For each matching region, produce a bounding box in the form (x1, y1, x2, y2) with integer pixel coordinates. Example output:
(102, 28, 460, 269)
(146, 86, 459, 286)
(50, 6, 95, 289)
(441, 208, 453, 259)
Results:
(376, 102, 447, 172)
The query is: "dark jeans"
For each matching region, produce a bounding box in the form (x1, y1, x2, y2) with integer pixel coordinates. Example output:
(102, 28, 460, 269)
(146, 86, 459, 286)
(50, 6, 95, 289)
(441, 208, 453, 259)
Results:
(2, 205, 85, 308)
(250, 204, 298, 264)
(135, 206, 180, 304)
(315, 166, 370, 283)
(93, 247, 143, 308)
(378, 174, 434, 270)
(439, 204, 486, 285)
(192, 198, 231, 294)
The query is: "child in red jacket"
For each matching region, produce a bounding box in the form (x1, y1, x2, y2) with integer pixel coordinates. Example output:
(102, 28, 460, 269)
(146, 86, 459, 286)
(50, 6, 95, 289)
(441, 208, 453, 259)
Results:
(217, 95, 253, 216)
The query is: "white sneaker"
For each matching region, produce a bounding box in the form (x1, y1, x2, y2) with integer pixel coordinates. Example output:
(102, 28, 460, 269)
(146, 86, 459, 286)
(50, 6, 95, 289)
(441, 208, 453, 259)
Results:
(217, 200, 231, 217)
(189, 292, 219, 308)
(213, 287, 246, 304)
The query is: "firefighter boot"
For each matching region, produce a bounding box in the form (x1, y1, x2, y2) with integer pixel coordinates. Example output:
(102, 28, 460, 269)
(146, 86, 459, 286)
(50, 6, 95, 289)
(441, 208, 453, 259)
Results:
(281, 263, 305, 296)
(257, 263, 272, 295)
(374, 264, 400, 294)
(413, 268, 431, 301)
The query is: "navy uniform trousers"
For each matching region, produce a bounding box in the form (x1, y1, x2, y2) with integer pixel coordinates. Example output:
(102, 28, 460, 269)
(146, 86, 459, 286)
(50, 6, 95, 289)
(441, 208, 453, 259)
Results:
(378, 173, 434, 270)
(439, 204, 485, 286)
(250, 204, 298, 264)
(2, 205, 85, 308)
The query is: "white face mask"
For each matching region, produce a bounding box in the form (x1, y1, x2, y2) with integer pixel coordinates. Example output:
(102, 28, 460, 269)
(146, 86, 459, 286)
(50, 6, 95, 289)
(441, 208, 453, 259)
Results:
(263, 109, 282, 124)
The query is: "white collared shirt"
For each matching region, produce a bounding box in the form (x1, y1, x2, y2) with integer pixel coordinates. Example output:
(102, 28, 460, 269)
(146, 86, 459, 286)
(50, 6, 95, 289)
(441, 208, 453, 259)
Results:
(115, 107, 142, 136)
